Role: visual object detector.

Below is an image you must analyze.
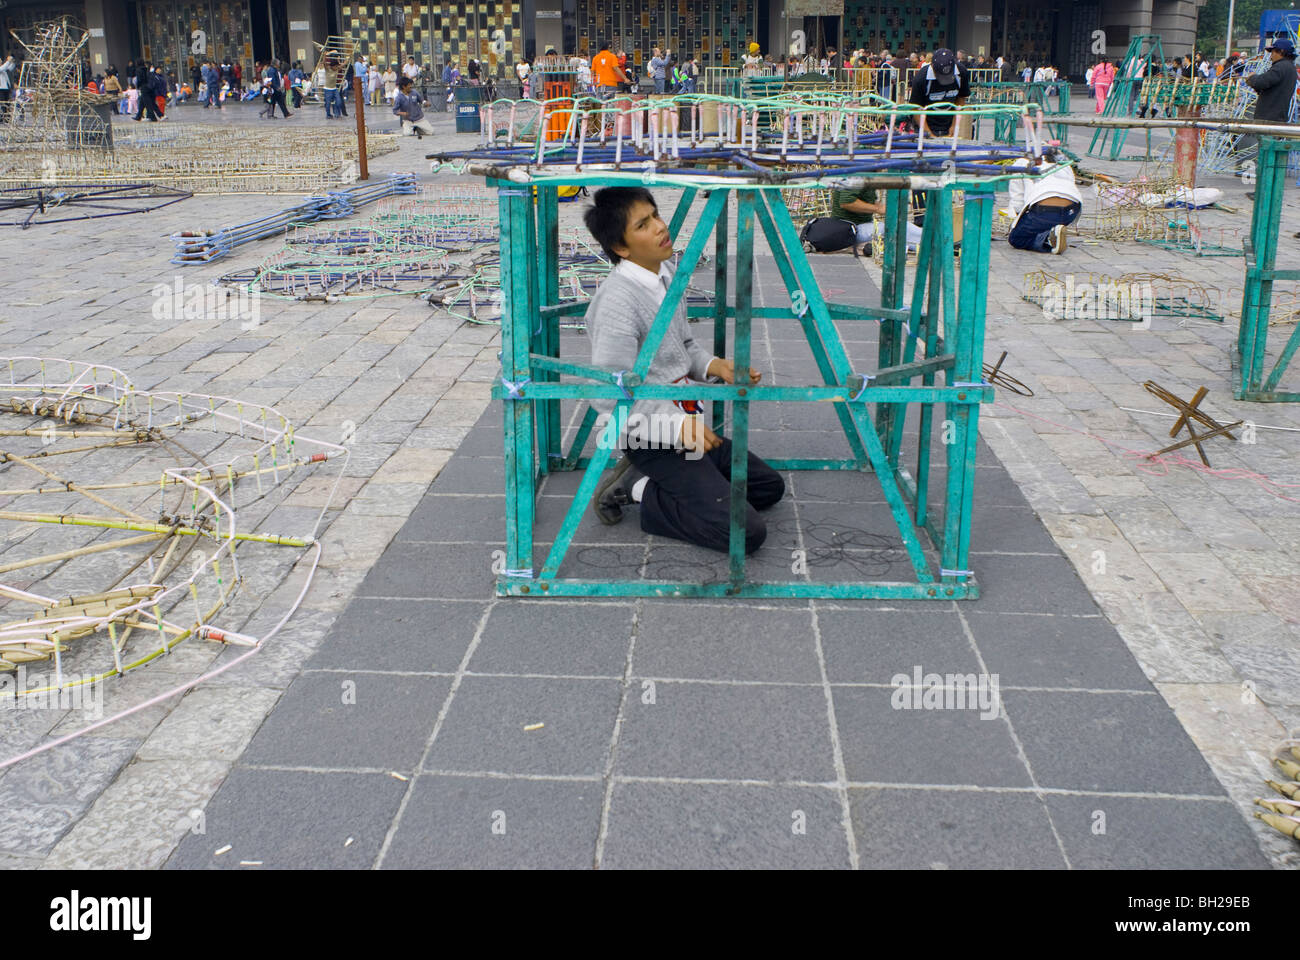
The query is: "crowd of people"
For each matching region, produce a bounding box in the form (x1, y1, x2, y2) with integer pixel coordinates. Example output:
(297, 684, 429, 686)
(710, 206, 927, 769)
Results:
(1084, 42, 1300, 117)
(1, 33, 1292, 136)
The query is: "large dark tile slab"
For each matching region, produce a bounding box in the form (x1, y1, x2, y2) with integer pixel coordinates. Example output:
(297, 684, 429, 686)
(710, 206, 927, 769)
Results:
(850, 787, 1067, 869)
(400, 494, 505, 542)
(469, 601, 633, 677)
(1044, 795, 1271, 869)
(971, 554, 1101, 615)
(633, 601, 819, 682)
(240, 673, 450, 770)
(423, 675, 621, 776)
(165, 769, 405, 869)
(357, 540, 498, 599)
(966, 612, 1153, 691)
(614, 681, 836, 782)
(601, 781, 850, 869)
(818, 609, 979, 684)
(832, 685, 1030, 787)
(380, 774, 602, 869)
(1005, 690, 1225, 795)
(306, 598, 486, 673)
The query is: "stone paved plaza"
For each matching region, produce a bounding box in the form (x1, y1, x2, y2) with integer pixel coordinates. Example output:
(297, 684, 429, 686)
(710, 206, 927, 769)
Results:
(0, 95, 1297, 869)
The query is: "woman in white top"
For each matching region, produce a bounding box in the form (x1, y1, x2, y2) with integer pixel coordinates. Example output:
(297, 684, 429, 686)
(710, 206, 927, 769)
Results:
(367, 65, 382, 104)
(383, 65, 398, 101)
(516, 58, 531, 98)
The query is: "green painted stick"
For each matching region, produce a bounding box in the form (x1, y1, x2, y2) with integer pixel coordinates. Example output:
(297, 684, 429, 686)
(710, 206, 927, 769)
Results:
(729, 191, 755, 587)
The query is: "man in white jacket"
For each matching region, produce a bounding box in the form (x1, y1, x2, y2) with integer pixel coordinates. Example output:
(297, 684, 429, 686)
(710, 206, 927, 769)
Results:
(1006, 156, 1082, 254)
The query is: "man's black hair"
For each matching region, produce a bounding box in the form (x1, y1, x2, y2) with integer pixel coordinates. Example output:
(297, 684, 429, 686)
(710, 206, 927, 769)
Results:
(600, 41, 611, 51)
(583, 186, 657, 263)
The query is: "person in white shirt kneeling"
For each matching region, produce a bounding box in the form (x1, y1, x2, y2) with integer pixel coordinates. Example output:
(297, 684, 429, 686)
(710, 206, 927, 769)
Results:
(1007, 156, 1082, 255)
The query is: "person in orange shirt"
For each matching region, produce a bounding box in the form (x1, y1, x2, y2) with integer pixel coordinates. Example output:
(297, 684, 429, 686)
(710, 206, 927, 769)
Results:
(591, 40, 628, 99)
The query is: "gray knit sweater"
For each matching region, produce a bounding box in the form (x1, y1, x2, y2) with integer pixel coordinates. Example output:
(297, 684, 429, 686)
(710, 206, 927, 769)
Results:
(583, 261, 716, 450)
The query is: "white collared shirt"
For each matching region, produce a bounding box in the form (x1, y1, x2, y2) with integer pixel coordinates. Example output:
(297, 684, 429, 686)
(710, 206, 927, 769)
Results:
(613, 257, 670, 297)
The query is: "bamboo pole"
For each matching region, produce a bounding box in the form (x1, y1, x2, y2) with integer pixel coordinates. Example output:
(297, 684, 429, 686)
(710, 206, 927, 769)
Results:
(0, 448, 147, 522)
(0, 511, 312, 546)
(0, 530, 167, 574)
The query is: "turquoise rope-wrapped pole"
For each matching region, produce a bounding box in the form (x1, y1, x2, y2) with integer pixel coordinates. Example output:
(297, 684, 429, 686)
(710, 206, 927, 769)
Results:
(751, 191, 871, 468)
(497, 178, 536, 583)
(534, 184, 561, 475)
(1237, 137, 1300, 401)
(711, 194, 729, 437)
(728, 191, 756, 588)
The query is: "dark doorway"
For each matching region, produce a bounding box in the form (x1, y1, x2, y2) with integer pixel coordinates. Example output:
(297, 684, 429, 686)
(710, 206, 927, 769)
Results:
(803, 15, 840, 57)
(249, 0, 289, 63)
(124, 0, 142, 62)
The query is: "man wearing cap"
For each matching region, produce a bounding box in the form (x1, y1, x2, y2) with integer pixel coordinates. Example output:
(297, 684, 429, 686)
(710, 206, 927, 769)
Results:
(1238, 37, 1298, 183)
(908, 47, 970, 137)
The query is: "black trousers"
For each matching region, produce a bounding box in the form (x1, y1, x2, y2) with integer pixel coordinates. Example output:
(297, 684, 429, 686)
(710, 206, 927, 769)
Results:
(266, 89, 290, 116)
(0, 88, 11, 123)
(135, 94, 159, 120)
(626, 437, 785, 554)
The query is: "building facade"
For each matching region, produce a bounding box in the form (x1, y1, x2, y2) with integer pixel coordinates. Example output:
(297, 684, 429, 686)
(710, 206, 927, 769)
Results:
(0, 0, 1205, 85)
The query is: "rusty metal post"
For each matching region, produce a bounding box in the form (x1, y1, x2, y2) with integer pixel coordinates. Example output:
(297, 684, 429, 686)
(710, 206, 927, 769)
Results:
(1173, 104, 1201, 187)
(354, 76, 369, 181)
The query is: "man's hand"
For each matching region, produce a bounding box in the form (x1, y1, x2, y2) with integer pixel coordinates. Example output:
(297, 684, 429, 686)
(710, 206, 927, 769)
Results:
(681, 416, 723, 455)
(707, 358, 760, 384)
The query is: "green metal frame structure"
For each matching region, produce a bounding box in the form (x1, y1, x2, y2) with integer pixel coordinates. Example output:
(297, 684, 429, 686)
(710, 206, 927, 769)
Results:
(489, 176, 995, 599)
(1237, 137, 1300, 402)
(1088, 35, 1166, 161)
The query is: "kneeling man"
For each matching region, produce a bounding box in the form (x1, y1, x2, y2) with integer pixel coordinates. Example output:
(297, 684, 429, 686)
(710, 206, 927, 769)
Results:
(583, 187, 785, 553)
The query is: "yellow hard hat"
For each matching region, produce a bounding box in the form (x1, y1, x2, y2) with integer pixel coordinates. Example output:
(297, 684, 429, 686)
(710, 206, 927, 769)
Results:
(749, 42, 760, 54)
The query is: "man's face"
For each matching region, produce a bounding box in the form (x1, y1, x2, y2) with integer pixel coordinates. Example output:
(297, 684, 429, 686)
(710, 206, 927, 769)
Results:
(1270, 49, 1285, 62)
(612, 199, 671, 266)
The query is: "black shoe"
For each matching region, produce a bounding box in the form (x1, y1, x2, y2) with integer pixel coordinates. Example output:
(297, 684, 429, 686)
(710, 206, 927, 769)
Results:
(1246, 192, 1255, 200)
(594, 457, 644, 525)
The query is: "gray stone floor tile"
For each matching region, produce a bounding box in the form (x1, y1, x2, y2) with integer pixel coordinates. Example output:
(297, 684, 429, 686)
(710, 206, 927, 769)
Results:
(380, 774, 602, 869)
(306, 598, 486, 673)
(818, 609, 979, 684)
(532, 494, 655, 546)
(972, 554, 1102, 615)
(639, 542, 812, 598)
(240, 673, 451, 770)
(850, 788, 1067, 869)
(428, 455, 506, 494)
(632, 602, 820, 683)
(469, 602, 633, 677)
(969, 505, 1064, 555)
(601, 781, 850, 869)
(454, 425, 507, 457)
(165, 769, 406, 869)
(423, 676, 621, 776)
(0, 737, 141, 857)
(358, 540, 497, 599)
(1005, 690, 1226, 795)
(1044, 795, 1271, 869)
(614, 681, 837, 781)
(400, 493, 504, 541)
(832, 685, 1030, 788)
(966, 611, 1154, 691)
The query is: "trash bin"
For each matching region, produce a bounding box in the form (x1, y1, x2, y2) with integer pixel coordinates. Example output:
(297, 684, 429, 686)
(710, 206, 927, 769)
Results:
(454, 85, 482, 133)
(429, 83, 448, 112)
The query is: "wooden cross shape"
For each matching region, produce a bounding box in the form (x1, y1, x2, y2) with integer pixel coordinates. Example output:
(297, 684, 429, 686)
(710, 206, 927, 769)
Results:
(1142, 380, 1243, 466)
